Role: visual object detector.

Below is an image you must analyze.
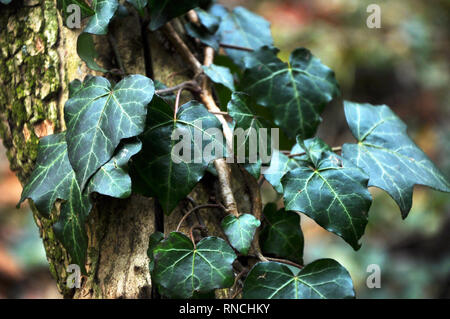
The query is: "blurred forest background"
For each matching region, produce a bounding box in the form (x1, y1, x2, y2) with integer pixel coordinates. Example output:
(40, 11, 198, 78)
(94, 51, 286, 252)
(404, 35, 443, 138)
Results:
(0, 0, 449, 298)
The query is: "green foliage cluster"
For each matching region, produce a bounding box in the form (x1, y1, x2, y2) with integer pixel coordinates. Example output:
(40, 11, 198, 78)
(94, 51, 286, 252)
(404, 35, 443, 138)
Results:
(12, 0, 449, 298)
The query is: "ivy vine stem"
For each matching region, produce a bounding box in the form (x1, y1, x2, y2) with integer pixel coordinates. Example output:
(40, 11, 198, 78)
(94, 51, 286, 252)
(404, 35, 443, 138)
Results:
(209, 111, 229, 116)
(240, 166, 267, 262)
(189, 225, 206, 248)
(173, 87, 183, 120)
(219, 43, 254, 52)
(200, 46, 239, 217)
(230, 269, 247, 299)
(264, 257, 303, 269)
(248, 253, 303, 270)
(108, 33, 127, 75)
(161, 22, 203, 74)
(186, 9, 200, 25)
(162, 14, 240, 218)
(176, 203, 225, 232)
(155, 80, 201, 95)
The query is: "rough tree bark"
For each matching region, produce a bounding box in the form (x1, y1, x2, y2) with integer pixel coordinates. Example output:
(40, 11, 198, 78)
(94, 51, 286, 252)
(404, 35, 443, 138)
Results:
(0, 1, 253, 298)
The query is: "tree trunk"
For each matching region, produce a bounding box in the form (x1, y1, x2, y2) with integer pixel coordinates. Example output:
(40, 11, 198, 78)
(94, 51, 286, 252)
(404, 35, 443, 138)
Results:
(0, 0, 251, 298)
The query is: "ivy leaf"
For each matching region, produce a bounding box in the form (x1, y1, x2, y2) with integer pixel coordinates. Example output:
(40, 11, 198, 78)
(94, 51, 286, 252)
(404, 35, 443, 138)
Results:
(221, 214, 261, 255)
(260, 203, 304, 264)
(185, 23, 220, 51)
(203, 64, 235, 91)
(242, 46, 340, 139)
(86, 139, 142, 198)
(153, 232, 236, 298)
(208, 3, 227, 19)
(282, 137, 372, 250)
(147, 231, 164, 272)
(148, 0, 210, 31)
(243, 259, 355, 299)
(76, 0, 119, 70)
(18, 133, 142, 272)
(84, 0, 119, 35)
(18, 133, 91, 273)
(76, 33, 108, 73)
(195, 7, 220, 33)
(242, 161, 261, 179)
(342, 101, 450, 217)
(218, 6, 273, 67)
(132, 100, 226, 214)
(263, 147, 308, 193)
(18, 133, 80, 217)
(53, 177, 92, 275)
(128, 87, 176, 198)
(0, 0, 13, 4)
(227, 92, 271, 177)
(57, 0, 95, 21)
(68, 79, 83, 97)
(126, 0, 147, 16)
(64, 75, 154, 189)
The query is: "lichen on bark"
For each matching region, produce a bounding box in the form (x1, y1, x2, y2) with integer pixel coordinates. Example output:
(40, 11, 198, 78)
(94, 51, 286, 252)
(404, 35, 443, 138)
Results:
(0, 0, 72, 296)
(0, 1, 61, 181)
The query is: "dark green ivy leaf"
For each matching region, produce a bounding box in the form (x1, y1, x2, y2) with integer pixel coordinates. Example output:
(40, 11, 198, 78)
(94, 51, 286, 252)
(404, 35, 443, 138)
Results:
(221, 213, 261, 255)
(84, 0, 119, 35)
(242, 46, 340, 139)
(86, 139, 142, 198)
(68, 79, 83, 97)
(128, 88, 176, 198)
(263, 147, 308, 193)
(126, 0, 147, 16)
(260, 203, 304, 264)
(282, 137, 372, 250)
(242, 161, 261, 179)
(208, 3, 227, 19)
(75, 0, 119, 71)
(64, 75, 154, 189)
(19, 132, 142, 273)
(76, 33, 108, 73)
(132, 100, 226, 214)
(147, 231, 164, 272)
(116, 4, 129, 17)
(195, 7, 220, 33)
(243, 259, 355, 299)
(227, 92, 272, 178)
(217, 6, 273, 67)
(153, 232, 236, 298)
(342, 101, 450, 217)
(185, 22, 220, 51)
(148, 0, 210, 31)
(18, 133, 82, 217)
(184, 4, 223, 50)
(53, 177, 91, 275)
(18, 133, 91, 273)
(203, 64, 235, 91)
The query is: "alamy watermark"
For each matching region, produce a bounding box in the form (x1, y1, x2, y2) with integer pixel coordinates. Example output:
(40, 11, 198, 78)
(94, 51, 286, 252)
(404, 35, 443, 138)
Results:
(366, 264, 381, 288)
(367, 4, 381, 29)
(64, 3, 382, 30)
(170, 120, 279, 172)
(66, 264, 81, 288)
(66, 4, 82, 29)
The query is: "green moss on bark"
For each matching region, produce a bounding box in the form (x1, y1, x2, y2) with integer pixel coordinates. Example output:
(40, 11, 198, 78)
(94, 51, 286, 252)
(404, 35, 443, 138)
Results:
(0, 1, 73, 297)
(0, 2, 61, 180)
